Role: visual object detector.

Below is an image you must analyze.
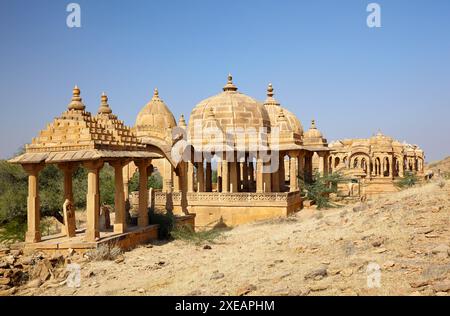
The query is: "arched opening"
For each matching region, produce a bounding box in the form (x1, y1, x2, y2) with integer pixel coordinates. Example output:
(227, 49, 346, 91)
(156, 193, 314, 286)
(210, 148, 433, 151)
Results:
(334, 157, 340, 168)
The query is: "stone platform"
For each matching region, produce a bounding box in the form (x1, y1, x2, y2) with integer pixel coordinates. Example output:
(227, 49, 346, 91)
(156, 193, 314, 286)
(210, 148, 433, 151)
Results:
(24, 225, 159, 255)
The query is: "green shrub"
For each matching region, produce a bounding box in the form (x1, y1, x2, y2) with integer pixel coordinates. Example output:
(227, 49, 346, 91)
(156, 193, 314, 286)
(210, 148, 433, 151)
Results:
(300, 172, 345, 209)
(396, 171, 419, 188)
(171, 225, 229, 245)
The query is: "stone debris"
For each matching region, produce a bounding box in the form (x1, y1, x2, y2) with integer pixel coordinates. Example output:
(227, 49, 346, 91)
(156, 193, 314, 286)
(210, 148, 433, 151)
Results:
(304, 265, 328, 280)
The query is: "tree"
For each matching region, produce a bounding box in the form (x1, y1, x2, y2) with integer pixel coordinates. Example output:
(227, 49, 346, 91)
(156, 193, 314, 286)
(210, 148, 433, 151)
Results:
(300, 172, 345, 209)
(128, 170, 163, 192)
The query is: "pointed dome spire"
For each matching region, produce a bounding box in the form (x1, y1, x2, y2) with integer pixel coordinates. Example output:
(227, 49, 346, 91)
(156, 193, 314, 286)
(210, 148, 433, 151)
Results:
(152, 88, 160, 99)
(264, 83, 280, 106)
(223, 74, 238, 92)
(98, 92, 112, 114)
(311, 119, 316, 129)
(68, 85, 85, 111)
(178, 114, 187, 128)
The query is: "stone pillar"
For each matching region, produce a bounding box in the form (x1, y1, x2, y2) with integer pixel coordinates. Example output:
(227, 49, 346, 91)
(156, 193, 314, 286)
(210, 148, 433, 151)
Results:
(222, 160, 229, 192)
(197, 162, 205, 192)
(84, 161, 103, 242)
(323, 153, 329, 176)
(162, 160, 173, 193)
(256, 158, 264, 193)
(111, 161, 126, 234)
(205, 162, 212, 192)
(136, 160, 150, 227)
(173, 169, 180, 192)
(23, 164, 44, 243)
(187, 161, 194, 193)
(279, 155, 286, 191)
(290, 155, 298, 192)
(318, 153, 325, 175)
(388, 156, 393, 178)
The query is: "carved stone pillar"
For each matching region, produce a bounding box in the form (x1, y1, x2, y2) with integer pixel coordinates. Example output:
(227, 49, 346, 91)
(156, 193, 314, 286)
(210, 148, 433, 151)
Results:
(290, 155, 298, 192)
(256, 158, 264, 193)
(23, 164, 44, 243)
(136, 160, 150, 228)
(111, 161, 127, 234)
(84, 160, 104, 242)
(222, 160, 229, 192)
(187, 161, 194, 193)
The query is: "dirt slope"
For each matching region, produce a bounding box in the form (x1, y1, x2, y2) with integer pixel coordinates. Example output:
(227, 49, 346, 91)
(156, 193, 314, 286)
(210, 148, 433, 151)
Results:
(8, 180, 450, 296)
(428, 156, 450, 176)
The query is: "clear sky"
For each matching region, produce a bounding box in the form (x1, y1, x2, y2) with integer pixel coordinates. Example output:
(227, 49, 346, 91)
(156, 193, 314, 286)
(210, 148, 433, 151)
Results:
(0, 0, 449, 162)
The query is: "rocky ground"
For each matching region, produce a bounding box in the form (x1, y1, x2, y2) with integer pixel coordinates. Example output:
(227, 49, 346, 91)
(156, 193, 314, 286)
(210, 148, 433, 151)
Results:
(1, 179, 449, 296)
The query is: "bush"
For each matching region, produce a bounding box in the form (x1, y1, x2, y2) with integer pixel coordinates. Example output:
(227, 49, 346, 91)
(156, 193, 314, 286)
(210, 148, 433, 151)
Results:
(396, 171, 419, 188)
(85, 243, 122, 261)
(300, 172, 345, 209)
(170, 225, 229, 245)
(149, 210, 176, 239)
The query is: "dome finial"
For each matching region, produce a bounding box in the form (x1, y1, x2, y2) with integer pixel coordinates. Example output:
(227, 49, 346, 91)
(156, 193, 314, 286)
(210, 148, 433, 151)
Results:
(223, 73, 237, 92)
(311, 119, 316, 129)
(178, 114, 187, 128)
(98, 92, 112, 115)
(267, 83, 274, 98)
(68, 85, 85, 111)
(153, 88, 159, 98)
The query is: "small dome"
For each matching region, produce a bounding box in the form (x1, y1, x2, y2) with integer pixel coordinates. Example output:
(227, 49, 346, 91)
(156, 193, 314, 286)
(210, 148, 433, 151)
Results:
(303, 119, 327, 147)
(263, 84, 303, 135)
(135, 88, 176, 143)
(304, 120, 322, 138)
(67, 85, 85, 111)
(188, 75, 271, 146)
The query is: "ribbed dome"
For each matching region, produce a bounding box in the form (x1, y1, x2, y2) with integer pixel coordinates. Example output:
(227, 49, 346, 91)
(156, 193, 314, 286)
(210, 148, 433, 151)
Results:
(188, 75, 271, 146)
(263, 84, 303, 135)
(135, 88, 176, 143)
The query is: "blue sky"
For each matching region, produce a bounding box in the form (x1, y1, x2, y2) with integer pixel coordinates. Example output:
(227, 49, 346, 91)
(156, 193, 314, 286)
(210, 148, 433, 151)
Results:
(0, 0, 449, 161)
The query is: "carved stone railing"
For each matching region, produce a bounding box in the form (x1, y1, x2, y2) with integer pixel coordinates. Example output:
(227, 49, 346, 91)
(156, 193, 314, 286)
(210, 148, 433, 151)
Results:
(153, 191, 301, 207)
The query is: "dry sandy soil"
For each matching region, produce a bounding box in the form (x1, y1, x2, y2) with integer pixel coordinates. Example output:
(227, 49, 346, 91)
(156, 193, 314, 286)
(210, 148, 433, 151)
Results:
(5, 179, 450, 296)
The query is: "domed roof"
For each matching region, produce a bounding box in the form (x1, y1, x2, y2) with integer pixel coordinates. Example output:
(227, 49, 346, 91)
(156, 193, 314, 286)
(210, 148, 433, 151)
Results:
(304, 120, 322, 138)
(135, 88, 176, 143)
(263, 84, 303, 135)
(188, 75, 271, 147)
(303, 119, 328, 147)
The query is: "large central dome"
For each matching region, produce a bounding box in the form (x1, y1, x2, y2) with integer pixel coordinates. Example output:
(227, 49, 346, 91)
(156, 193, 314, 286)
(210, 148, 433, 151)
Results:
(188, 75, 271, 146)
